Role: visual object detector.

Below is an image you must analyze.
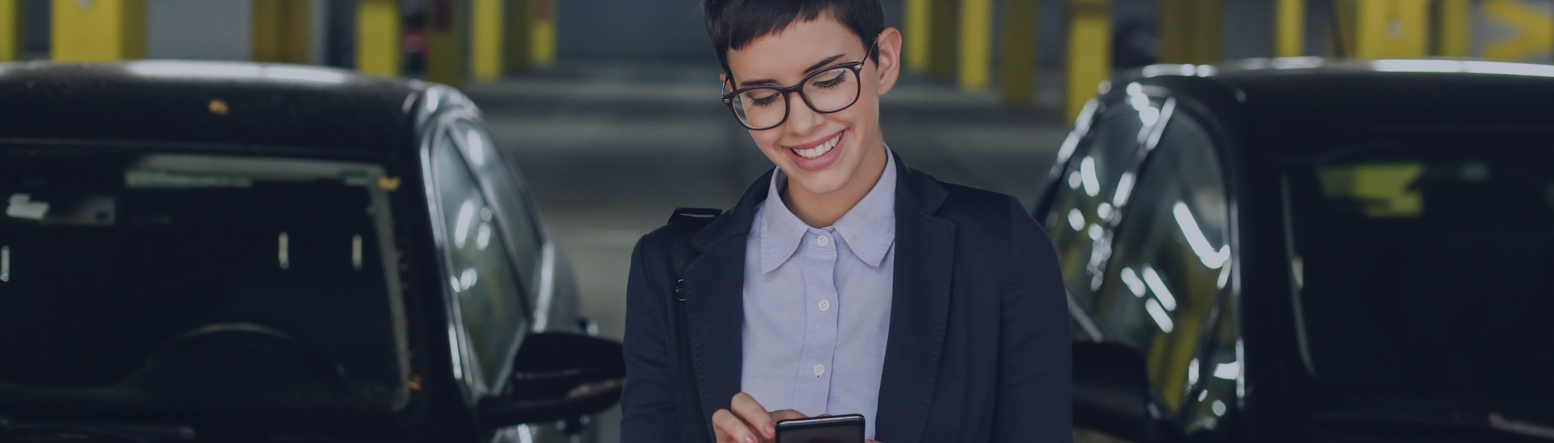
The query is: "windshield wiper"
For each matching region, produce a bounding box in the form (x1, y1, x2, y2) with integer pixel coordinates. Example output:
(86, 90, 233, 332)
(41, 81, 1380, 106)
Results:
(0, 413, 195, 442)
(1314, 409, 1554, 441)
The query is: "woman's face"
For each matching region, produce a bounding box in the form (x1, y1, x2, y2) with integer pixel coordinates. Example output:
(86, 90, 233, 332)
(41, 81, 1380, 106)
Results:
(723, 16, 898, 198)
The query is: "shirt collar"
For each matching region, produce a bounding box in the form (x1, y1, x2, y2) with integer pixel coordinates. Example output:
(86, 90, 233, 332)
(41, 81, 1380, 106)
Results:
(757, 149, 897, 273)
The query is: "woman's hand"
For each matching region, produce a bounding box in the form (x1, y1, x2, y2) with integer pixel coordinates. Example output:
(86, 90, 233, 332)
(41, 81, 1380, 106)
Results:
(711, 392, 806, 443)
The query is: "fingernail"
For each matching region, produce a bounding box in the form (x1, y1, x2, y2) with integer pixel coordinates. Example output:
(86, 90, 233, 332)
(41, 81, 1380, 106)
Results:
(766, 422, 776, 437)
(744, 435, 756, 443)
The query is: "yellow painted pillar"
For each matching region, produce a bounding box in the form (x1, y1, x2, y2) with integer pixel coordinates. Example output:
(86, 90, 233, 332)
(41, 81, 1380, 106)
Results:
(425, 0, 465, 86)
(472, 0, 504, 80)
(1435, 0, 1469, 57)
(507, 0, 555, 70)
(957, 0, 991, 90)
(356, 0, 400, 77)
(253, 0, 311, 64)
(1159, 0, 1221, 64)
(1000, 0, 1038, 105)
(0, 0, 21, 62)
(1275, 0, 1304, 57)
(905, 0, 930, 72)
(1350, 0, 1429, 59)
(51, 0, 146, 62)
(929, 0, 959, 80)
(1065, 0, 1109, 123)
(531, 0, 555, 67)
(507, 0, 532, 71)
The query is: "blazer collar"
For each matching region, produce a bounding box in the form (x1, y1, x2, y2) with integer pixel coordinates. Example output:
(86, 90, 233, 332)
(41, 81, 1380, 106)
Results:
(875, 151, 953, 443)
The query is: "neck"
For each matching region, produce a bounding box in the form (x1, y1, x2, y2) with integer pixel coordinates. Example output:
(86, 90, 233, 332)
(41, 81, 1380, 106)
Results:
(781, 140, 889, 228)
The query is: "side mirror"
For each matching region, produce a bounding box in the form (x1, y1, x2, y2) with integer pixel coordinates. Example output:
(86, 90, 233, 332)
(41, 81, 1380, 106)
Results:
(479, 333, 625, 428)
(1073, 341, 1152, 442)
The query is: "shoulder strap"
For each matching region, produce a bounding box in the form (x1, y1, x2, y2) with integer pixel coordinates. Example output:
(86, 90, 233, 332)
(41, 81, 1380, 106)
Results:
(666, 207, 720, 443)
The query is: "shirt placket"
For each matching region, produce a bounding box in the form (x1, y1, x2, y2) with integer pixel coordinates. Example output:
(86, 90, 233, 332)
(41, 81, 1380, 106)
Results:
(792, 227, 840, 415)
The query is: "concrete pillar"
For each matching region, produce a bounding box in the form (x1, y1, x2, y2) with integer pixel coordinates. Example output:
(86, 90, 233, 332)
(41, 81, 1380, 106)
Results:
(1159, 0, 1221, 64)
(506, 0, 531, 71)
(956, 0, 991, 90)
(1434, 0, 1469, 57)
(1065, 0, 1108, 124)
(531, 0, 553, 66)
(356, 0, 400, 76)
(904, 0, 930, 72)
(999, 0, 1038, 105)
(51, 0, 146, 62)
(506, 0, 554, 71)
(0, 0, 20, 61)
(1275, 0, 1304, 57)
(471, 0, 503, 80)
(929, 0, 959, 80)
(425, 0, 465, 86)
(253, 0, 311, 64)
(1349, 0, 1429, 59)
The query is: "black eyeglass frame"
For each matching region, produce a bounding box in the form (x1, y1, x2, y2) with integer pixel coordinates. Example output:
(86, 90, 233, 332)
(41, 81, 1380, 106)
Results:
(720, 36, 881, 131)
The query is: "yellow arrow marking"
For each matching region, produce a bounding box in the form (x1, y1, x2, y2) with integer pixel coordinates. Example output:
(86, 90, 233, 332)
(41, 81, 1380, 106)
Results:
(1483, 0, 1554, 61)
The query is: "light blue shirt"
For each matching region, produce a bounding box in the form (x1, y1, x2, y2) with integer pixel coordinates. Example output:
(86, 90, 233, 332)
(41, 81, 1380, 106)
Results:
(740, 152, 896, 440)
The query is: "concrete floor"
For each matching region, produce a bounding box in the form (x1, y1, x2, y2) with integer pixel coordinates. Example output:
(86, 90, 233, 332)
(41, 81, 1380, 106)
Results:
(463, 61, 1070, 443)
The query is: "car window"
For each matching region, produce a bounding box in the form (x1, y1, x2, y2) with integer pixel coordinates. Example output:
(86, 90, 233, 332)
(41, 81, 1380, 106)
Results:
(450, 120, 543, 293)
(431, 130, 529, 391)
(0, 151, 406, 413)
(1087, 113, 1230, 413)
(1045, 96, 1163, 313)
(1287, 147, 1554, 418)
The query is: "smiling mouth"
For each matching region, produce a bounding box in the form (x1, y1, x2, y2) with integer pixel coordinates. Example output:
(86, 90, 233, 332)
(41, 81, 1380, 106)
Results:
(791, 132, 843, 159)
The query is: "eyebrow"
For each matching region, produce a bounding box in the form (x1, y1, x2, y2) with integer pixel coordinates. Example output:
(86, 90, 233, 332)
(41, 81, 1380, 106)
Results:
(738, 53, 848, 87)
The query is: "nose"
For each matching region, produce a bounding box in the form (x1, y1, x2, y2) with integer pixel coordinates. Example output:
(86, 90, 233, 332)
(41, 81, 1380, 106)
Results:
(782, 90, 823, 135)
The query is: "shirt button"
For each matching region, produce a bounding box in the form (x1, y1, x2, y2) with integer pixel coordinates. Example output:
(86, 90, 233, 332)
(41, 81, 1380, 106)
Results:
(813, 364, 825, 377)
(815, 234, 830, 247)
(819, 299, 831, 312)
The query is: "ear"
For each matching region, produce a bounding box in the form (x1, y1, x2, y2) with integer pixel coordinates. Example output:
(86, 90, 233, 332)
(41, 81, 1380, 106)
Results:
(720, 73, 733, 93)
(874, 27, 904, 96)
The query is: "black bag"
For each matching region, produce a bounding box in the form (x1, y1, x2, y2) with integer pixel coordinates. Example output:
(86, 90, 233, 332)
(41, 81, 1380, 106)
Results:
(667, 207, 721, 443)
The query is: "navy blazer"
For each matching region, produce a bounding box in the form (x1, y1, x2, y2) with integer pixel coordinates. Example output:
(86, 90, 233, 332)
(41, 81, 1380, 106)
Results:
(621, 154, 1071, 443)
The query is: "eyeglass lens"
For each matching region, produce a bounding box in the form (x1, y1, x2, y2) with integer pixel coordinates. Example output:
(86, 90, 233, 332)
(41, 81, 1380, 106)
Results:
(730, 67, 860, 130)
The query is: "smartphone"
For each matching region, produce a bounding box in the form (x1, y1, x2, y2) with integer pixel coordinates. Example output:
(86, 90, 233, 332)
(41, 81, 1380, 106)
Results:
(774, 414, 865, 443)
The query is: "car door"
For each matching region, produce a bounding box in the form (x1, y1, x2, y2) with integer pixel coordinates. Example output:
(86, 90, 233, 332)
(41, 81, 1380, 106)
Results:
(1042, 87, 1240, 441)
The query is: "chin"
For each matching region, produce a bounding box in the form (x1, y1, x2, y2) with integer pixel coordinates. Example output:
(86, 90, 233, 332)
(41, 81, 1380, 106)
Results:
(784, 159, 859, 196)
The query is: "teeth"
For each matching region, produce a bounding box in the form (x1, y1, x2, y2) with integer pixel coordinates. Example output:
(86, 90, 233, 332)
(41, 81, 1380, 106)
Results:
(793, 133, 842, 160)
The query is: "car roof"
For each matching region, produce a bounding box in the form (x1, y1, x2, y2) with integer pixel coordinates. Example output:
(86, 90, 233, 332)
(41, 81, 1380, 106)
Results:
(1120, 58, 1554, 159)
(0, 61, 431, 158)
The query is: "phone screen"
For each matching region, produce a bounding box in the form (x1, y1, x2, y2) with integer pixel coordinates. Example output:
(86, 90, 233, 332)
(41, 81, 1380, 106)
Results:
(774, 414, 865, 443)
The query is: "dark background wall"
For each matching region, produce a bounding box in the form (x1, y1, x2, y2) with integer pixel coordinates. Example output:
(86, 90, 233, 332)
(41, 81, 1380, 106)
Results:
(548, 0, 1270, 72)
(555, 0, 720, 61)
(554, 0, 905, 62)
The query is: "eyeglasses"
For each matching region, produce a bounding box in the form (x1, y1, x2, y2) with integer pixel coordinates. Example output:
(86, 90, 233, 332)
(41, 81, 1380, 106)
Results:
(721, 38, 880, 131)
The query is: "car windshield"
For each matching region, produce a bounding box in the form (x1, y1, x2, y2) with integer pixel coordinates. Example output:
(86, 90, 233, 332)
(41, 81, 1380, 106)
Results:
(1285, 145, 1554, 422)
(0, 150, 409, 420)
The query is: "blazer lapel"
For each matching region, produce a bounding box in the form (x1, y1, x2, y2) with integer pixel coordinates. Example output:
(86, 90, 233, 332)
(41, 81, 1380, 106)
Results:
(682, 169, 772, 430)
(875, 154, 954, 443)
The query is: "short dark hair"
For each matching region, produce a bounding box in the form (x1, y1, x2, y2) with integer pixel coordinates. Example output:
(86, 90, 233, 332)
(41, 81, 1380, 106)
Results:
(704, 0, 884, 80)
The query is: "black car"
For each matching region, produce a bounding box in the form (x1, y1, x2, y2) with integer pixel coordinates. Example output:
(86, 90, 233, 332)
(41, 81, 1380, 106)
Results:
(1039, 59, 1554, 442)
(0, 61, 621, 442)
